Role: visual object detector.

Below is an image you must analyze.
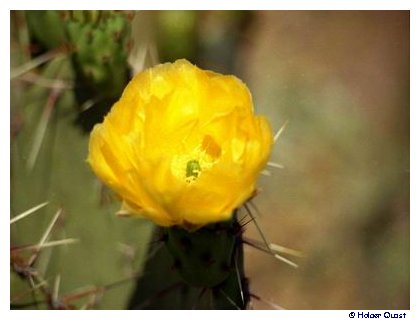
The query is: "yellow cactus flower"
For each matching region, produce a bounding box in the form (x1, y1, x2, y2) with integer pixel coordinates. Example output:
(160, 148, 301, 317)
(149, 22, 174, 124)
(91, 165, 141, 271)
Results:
(87, 59, 273, 228)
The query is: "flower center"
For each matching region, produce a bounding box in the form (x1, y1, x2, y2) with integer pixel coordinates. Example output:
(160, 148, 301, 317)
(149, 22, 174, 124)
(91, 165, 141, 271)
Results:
(186, 160, 201, 180)
(172, 135, 222, 184)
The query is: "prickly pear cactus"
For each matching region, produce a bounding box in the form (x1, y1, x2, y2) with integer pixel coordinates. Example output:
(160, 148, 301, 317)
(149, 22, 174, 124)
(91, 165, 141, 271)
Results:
(13, 11, 289, 311)
(84, 59, 274, 310)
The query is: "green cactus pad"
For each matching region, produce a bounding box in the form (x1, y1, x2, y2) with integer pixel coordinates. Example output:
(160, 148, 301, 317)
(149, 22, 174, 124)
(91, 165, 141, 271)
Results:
(66, 11, 131, 99)
(165, 218, 238, 288)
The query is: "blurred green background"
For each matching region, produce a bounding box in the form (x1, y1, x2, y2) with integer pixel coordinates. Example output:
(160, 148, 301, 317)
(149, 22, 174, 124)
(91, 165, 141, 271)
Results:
(10, 10, 409, 309)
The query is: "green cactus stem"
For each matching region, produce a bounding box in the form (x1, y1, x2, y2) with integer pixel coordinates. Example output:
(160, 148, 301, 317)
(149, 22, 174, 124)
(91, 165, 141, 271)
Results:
(25, 10, 133, 132)
(128, 214, 249, 309)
